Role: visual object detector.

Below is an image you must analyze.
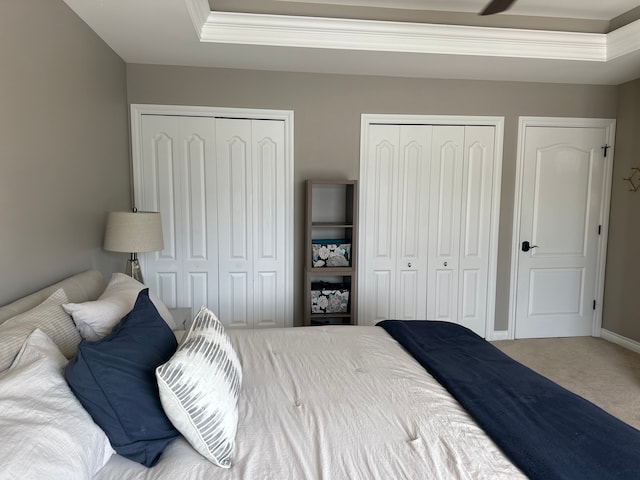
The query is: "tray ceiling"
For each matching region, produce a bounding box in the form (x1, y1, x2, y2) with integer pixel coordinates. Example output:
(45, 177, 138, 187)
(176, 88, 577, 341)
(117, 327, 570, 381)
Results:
(63, 0, 640, 84)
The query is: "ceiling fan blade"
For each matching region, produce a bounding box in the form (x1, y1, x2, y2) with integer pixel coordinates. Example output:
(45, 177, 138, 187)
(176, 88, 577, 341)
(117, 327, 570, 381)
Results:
(480, 0, 516, 16)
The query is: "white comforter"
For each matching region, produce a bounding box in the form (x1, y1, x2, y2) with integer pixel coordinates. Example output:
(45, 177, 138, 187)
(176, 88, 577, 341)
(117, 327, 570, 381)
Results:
(95, 326, 524, 480)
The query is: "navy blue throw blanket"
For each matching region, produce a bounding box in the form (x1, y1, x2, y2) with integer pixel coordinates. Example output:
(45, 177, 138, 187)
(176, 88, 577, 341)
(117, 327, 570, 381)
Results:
(378, 320, 640, 480)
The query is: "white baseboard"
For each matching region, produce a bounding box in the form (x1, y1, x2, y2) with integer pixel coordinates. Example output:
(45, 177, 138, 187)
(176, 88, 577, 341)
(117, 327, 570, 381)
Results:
(600, 329, 640, 354)
(489, 330, 510, 341)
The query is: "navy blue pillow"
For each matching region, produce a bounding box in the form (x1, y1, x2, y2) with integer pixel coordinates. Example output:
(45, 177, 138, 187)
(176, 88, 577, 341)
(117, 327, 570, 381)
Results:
(65, 288, 179, 467)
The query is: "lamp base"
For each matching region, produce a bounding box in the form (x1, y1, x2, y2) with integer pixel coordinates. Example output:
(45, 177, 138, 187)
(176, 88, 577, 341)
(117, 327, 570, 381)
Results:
(125, 258, 144, 284)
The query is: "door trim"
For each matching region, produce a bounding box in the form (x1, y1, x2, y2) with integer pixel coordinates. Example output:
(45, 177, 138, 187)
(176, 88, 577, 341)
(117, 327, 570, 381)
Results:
(508, 116, 616, 340)
(359, 114, 504, 339)
(130, 104, 295, 327)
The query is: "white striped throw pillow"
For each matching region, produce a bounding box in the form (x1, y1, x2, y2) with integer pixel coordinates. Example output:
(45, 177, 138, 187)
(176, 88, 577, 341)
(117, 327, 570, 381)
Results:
(156, 307, 242, 468)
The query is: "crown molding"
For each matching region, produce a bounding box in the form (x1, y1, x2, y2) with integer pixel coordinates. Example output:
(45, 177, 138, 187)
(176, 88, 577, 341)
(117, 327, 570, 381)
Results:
(186, 0, 210, 36)
(186, 0, 640, 64)
(607, 19, 640, 60)
(200, 11, 606, 61)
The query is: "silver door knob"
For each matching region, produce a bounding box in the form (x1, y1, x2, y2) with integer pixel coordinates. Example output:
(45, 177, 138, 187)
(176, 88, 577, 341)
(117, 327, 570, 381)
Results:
(444, 261, 448, 266)
(408, 262, 412, 267)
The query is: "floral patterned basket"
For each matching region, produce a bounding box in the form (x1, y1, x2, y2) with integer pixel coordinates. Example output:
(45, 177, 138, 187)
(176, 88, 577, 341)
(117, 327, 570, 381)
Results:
(311, 283, 350, 314)
(311, 240, 351, 267)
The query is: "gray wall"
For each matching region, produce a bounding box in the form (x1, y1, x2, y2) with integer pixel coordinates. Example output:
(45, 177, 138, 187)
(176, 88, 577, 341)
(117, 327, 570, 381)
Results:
(602, 79, 640, 341)
(127, 64, 618, 331)
(0, 0, 130, 305)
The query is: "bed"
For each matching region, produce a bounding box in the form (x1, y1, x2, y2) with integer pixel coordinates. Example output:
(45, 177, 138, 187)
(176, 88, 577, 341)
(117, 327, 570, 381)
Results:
(0, 270, 638, 480)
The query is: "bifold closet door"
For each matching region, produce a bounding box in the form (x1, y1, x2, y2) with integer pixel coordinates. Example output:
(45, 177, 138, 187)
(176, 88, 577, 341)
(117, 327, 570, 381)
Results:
(138, 115, 218, 313)
(427, 126, 495, 335)
(136, 115, 288, 329)
(360, 124, 431, 324)
(360, 123, 496, 336)
(215, 118, 287, 329)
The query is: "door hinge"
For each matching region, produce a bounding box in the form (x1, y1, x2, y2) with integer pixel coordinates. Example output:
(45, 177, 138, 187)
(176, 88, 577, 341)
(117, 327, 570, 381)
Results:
(598, 225, 602, 235)
(593, 300, 597, 310)
(602, 144, 610, 157)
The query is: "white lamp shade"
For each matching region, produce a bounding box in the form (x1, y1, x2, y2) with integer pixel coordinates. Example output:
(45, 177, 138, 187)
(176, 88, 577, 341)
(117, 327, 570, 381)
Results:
(104, 211, 164, 253)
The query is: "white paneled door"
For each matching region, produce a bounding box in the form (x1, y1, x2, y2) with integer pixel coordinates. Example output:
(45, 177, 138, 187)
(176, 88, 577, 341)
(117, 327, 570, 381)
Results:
(138, 115, 217, 316)
(359, 117, 502, 338)
(360, 124, 432, 323)
(132, 106, 293, 329)
(427, 126, 495, 336)
(514, 121, 614, 338)
(215, 118, 287, 328)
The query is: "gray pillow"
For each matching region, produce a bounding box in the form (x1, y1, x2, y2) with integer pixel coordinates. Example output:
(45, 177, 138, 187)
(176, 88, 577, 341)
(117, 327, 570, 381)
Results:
(0, 289, 80, 372)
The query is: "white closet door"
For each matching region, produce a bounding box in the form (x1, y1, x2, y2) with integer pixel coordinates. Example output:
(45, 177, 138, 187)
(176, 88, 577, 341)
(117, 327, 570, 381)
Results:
(216, 119, 254, 328)
(359, 118, 499, 337)
(360, 124, 431, 324)
(426, 126, 495, 335)
(251, 120, 287, 328)
(360, 124, 399, 324)
(134, 109, 292, 330)
(427, 127, 465, 324)
(139, 115, 218, 312)
(458, 126, 495, 335)
(396, 125, 432, 320)
(215, 118, 287, 329)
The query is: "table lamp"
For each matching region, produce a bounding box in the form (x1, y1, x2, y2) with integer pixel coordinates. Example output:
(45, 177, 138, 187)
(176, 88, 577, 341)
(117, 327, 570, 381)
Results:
(103, 210, 163, 284)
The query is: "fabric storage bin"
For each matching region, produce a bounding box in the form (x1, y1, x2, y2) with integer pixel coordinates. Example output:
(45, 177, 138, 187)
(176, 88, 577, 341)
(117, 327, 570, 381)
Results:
(311, 240, 351, 267)
(311, 283, 350, 314)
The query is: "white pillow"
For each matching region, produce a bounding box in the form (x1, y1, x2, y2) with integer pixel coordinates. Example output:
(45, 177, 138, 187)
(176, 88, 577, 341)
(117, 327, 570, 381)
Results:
(0, 329, 114, 479)
(0, 288, 80, 371)
(156, 307, 242, 468)
(63, 273, 176, 341)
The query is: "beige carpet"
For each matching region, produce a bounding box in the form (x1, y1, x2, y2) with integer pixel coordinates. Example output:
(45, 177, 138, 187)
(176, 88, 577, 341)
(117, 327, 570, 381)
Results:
(492, 337, 640, 430)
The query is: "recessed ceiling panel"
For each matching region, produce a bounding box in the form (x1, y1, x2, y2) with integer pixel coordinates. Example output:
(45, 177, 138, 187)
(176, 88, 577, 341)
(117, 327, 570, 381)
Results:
(266, 0, 640, 20)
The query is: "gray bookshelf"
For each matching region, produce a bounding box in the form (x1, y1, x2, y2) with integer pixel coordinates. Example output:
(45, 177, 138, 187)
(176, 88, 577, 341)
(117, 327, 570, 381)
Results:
(303, 180, 358, 326)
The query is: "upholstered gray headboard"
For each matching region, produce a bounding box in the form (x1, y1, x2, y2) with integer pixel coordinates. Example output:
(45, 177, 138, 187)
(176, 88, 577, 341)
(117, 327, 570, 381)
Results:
(0, 270, 107, 325)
